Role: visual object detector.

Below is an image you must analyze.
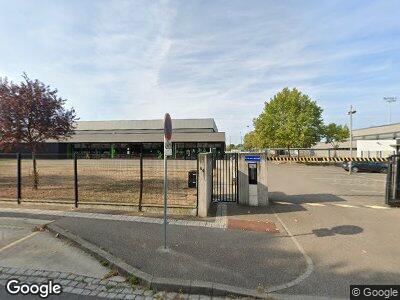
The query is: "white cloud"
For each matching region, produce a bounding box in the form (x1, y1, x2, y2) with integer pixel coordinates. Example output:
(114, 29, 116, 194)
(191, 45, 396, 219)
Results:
(0, 0, 399, 143)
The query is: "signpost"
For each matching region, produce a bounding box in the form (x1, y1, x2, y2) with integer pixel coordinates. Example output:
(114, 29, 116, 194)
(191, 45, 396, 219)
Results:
(163, 113, 172, 250)
(245, 155, 261, 162)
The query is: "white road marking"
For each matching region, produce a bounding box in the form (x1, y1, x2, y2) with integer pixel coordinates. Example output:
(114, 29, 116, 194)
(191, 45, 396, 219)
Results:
(351, 192, 385, 195)
(363, 205, 390, 210)
(0, 232, 38, 253)
(331, 203, 356, 208)
(274, 201, 295, 205)
(304, 203, 326, 206)
(269, 209, 314, 293)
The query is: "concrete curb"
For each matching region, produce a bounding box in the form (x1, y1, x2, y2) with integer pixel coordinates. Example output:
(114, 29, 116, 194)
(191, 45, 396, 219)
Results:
(0, 207, 225, 229)
(45, 223, 268, 299)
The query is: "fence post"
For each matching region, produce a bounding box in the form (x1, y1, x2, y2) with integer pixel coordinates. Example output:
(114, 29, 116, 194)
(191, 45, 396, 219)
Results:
(17, 153, 21, 204)
(74, 153, 78, 208)
(196, 154, 199, 216)
(139, 153, 143, 211)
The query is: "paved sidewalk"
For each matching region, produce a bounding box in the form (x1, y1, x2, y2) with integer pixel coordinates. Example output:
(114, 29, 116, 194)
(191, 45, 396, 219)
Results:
(0, 207, 224, 229)
(0, 217, 242, 299)
(48, 213, 307, 296)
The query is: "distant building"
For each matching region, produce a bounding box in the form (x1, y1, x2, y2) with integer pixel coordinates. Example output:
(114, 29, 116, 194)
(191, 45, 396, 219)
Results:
(353, 123, 400, 140)
(311, 123, 400, 158)
(13, 118, 226, 159)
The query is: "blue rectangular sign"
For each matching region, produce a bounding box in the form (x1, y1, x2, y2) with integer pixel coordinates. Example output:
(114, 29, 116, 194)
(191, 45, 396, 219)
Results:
(245, 155, 261, 162)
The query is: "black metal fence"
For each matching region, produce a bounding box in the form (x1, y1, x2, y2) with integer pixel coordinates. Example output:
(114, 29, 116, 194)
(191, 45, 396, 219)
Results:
(0, 153, 198, 210)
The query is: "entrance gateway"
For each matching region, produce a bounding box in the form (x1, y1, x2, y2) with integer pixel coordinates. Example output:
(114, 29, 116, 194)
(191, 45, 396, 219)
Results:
(211, 153, 239, 202)
(210, 153, 268, 206)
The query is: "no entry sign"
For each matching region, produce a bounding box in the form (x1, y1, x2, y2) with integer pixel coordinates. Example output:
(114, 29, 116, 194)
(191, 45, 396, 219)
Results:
(164, 113, 172, 156)
(164, 113, 172, 140)
(163, 113, 172, 250)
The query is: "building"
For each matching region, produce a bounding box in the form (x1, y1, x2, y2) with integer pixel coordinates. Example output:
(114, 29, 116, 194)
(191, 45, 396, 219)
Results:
(310, 123, 400, 158)
(23, 118, 226, 159)
(352, 123, 400, 140)
(352, 123, 400, 158)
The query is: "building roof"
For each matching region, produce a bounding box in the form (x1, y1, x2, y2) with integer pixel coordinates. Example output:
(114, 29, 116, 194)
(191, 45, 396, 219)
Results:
(56, 132, 225, 143)
(47, 118, 225, 144)
(76, 118, 218, 132)
(312, 140, 357, 150)
(353, 122, 400, 140)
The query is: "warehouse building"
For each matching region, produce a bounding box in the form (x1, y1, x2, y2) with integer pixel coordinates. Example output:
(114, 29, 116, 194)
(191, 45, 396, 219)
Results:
(310, 122, 400, 158)
(35, 118, 225, 159)
(352, 123, 400, 158)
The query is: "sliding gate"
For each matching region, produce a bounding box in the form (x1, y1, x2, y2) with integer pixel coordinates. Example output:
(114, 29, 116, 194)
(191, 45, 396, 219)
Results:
(211, 153, 238, 202)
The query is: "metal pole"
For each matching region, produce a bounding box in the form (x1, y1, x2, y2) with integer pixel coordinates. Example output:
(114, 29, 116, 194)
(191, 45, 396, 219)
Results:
(74, 153, 78, 208)
(17, 153, 21, 204)
(139, 153, 143, 211)
(349, 106, 353, 175)
(163, 151, 167, 249)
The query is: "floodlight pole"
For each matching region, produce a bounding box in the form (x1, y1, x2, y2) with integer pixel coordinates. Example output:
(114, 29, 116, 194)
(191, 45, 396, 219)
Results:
(348, 105, 356, 175)
(383, 97, 397, 124)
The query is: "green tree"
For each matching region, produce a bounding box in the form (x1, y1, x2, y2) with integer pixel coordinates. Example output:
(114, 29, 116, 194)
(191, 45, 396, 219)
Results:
(253, 88, 324, 150)
(243, 131, 259, 150)
(226, 144, 235, 151)
(324, 123, 349, 156)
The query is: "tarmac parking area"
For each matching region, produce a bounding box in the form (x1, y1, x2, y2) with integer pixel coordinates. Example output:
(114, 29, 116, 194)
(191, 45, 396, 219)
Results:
(264, 162, 400, 298)
(268, 162, 387, 208)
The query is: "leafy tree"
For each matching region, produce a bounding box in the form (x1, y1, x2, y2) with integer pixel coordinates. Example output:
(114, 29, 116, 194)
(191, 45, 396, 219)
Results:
(243, 131, 260, 150)
(226, 144, 235, 151)
(253, 88, 324, 150)
(324, 123, 349, 156)
(0, 73, 77, 188)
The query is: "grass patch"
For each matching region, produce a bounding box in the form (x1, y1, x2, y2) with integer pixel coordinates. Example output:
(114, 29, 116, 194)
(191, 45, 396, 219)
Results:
(126, 274, 139, 287)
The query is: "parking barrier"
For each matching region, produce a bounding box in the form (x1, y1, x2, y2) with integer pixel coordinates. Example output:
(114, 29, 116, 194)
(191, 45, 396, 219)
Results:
(266, 156, 388, 162)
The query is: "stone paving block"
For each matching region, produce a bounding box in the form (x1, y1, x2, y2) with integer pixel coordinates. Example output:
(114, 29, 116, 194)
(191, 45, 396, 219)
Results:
(63, 286, 74, 293)
(49, 271, 62, 278)
(24, 270, 35, 276)
(98, 291, 108, 297)
(66, 274, 77, 280)
(68, 280, 79, 287)
(108, 292, 118, 298)
(143, 290, 154, 296)
(76, 282, 86, 289)
(71, 287, 84, 294)
(81, 289, 91, 296)
(132, 288, 145, 295)
(89, 290, 100, 296)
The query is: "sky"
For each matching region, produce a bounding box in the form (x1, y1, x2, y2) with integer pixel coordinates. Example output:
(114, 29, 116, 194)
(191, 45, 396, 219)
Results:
(0, 0, 399, 144)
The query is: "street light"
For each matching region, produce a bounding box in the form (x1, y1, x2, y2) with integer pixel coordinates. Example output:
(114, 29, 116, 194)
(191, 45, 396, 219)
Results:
(348, 105, 357, 175)
(383, 97, 397, 124)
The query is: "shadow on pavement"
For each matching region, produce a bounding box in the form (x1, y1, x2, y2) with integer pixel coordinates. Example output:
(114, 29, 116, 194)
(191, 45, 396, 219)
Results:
(218, 192, 347, 217)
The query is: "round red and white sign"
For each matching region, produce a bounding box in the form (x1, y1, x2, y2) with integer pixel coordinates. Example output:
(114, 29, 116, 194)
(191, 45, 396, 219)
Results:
(164, 113, 172, 140)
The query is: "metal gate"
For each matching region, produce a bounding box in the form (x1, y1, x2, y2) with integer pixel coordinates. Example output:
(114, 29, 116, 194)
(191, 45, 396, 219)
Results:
(211, 153, 238, 202)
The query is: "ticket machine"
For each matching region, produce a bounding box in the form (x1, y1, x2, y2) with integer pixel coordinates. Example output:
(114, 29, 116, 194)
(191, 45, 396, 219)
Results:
(238, 154, 268, 207)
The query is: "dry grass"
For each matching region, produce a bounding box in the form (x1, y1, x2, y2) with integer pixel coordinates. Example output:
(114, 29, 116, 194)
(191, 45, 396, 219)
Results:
(0, 158, 197, 207)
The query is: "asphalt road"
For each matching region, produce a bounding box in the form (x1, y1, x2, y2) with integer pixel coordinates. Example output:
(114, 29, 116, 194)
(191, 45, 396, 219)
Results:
(266, 163, 400, 298)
